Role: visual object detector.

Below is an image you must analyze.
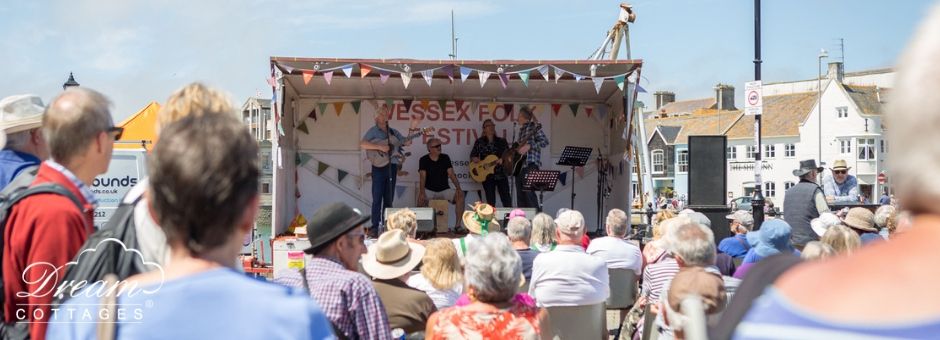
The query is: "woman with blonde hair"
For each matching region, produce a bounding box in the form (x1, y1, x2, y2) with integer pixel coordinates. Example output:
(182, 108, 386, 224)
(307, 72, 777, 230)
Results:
(529, 213, 557, 252)
(642, 211, 678, 269)
(387, 208, 423, 245)
(408, 238, 463, 309)
(820, 225, 861, 255)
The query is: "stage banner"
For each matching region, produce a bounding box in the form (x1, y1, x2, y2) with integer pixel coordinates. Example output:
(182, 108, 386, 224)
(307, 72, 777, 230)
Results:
(358, 103, 552, 191)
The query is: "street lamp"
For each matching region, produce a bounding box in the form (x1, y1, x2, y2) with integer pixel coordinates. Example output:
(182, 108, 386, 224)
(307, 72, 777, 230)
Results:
(818, 49, 828, 164)
(63, 72, 80, 90)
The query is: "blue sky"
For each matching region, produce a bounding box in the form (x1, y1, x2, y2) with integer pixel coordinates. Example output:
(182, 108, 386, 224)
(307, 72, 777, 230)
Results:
(0, 0, 934, 121)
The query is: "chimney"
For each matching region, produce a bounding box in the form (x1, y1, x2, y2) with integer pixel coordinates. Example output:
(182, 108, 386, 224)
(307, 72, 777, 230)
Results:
(828, 61, 844, 83)
(713, 84, 736, 111)
(654, 91, 676, 110)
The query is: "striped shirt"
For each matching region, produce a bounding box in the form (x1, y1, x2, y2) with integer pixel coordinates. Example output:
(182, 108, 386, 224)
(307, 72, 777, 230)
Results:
(274, 257, 393, 340)
(45, 159, 97, 206)
(517, 121, 549, 167)
(641, 257, 680, 303)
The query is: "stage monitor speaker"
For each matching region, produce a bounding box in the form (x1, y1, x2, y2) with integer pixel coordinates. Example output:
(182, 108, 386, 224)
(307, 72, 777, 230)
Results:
(688, 136, 727, 207)
(384, 207, 435, 232)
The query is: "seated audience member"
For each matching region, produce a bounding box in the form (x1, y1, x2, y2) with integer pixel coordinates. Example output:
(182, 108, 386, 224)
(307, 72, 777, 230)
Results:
(735, 219, 799, 279)
(409, 238, 464, 310)
(587, 208, 643, 277)
(842, 207, 883, 244)
(801, 241, 837, 261)
(810, 212, 843, 238)
(680, 211, 735, 276)
(874, 205, 896, 240)
(661, 267, 727, 340)
(718, 211, 754, 258)
(426, 233, 552, 339)
(642, 210, 678, 269)
(507, 216, 539, 283)
(452, 202, 500, 261)
(49, 114, 335, 339)
(529, 210, 609, 307)
(821, 225, 861, 256)
(892, 211, 913, 236)
(724, 11, 940, 337)
(529, 212, 557, 252)
(386, 208, 424, 245)
(364, 230, 436, 335)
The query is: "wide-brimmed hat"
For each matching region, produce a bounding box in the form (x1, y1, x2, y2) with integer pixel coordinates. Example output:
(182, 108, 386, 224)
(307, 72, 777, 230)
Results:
(462, 202, 500, 235)
(755, 219, 794, 258)
(0, 94, 45, 134)
(830, 159, 850, 171)
(792, 159, 824, 177)
(843, 207, 877, 233)
(811, 213, 842, 237)
(302, 202, 371, 255)
(362, 229, 425, 280)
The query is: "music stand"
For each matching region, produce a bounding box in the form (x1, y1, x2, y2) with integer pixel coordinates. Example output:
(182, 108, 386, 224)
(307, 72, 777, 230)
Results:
(523, 170, 560, 213)
(556, 146, 593, 209)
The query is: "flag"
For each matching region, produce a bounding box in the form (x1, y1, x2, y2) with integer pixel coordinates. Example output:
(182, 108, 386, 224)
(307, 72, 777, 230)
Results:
(538, 65, 550, 82)
(421, 69, 434, 86)
(586, 107, 593, 117)
(401, 72, 412, 89)
(478, 71, 491, 88)
(351, 101, 361, 114)
(420, 99, 430, 111)
(341, 64, 353, 78)
(503, 103, 513, 116)
(380, 70, 391, 85)
(360, 64, 373, 78)
(559, 173, 568, 186)
(308, 107, 317, 121)
(551, 104, 562, 116)
(569, 103, 580, 117)
(460, 67, 471, 83)
(323, 71, 334, 85)
(593, 77, 604, 94)
(396, 185, 407, 198)
(317, 103, 328, 118)
(442, 65, 455, 82)
(337, 169, 349, 183)
(297, 121, 309, 134)
(267, 77, 276, 86)
(498, 73, 510, 89)
(318, 162, 329, 175)
(333, 102, 344, 116)
(486, 102, 497, 116)
(302, 70, 315, 85)
(298, 153, 312, 166)
(403, 99, 414, 112)
(614, 75, 626, 91)
(554, 67, 565, 84)
(519, 71, 530, 87)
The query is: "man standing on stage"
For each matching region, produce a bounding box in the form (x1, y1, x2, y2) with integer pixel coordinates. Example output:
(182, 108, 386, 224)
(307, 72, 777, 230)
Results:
(360, 107, 421, 237)
(470, 119, 511, 207)
(514, 107, 549, 208)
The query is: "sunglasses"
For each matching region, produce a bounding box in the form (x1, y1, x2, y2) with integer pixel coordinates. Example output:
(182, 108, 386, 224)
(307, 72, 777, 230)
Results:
(105, 126, 124, 141)
(429, 144, 442, 149)
(834, 170, 847, 174)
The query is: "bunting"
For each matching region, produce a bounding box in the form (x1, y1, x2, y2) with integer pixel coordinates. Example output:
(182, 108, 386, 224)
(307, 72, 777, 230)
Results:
(401, 72, 412, 89)
(277, 121, 284, 136)
(460, 67, 471, 83)
(559, 172, 568, 186)
(637, 84, 647, 93)
(403, 99, 414, 112)
(573, 74, 585, 83)
(384, 99, 394, 109)
(337, 169, 349, 183)
(267, 77, 276, 87)
(478, 71, 491, 88)
(323, 71, 334, 85)
(599, 106, 608, 119)
(486, 102, 498, 116)
(592, 77, 604, 94)
(585, 107, 593, 117)
(317, 103, 327, 118)
(538, 65, 550, 82)
(351, 101, 361, 114)
(341, 64, 353, 78)
(519, 71, 530, 87)
(308, 108, 317, 122)
(360, 64, 373, 78)
(470, 101, 479, 115)
(420, 99, 430, 111)
(442, 65, 455, 82)
(498, 73, 510, 89)
(569, 103, 580, 117)
(297, 121, 309, 134)
(436, 99, 447, 111)
(503, 103, 513, 116)
(421, 70, 434, 86)
(554, 67, 566, 84)
(298, 153, 312, 166)
(614, 75, 626, 91)
(455, 99, 465, 111)
(333, 102, 344, 116)
(575, 167, 585, 179)
(282, 65, 294, 74)
(396, 185, 407, 198)
(380, 70, 391, 85)
(302, 70, 315, 85)
(552, 104, 562, 116)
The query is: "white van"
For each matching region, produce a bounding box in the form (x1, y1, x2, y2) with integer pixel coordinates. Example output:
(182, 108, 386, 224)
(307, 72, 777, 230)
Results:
(92, 148, 148, 230)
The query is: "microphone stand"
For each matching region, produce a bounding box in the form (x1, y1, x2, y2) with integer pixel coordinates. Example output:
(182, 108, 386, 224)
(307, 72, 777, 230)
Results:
(384, 121, 394, 233)
(510, 121, 517, 207)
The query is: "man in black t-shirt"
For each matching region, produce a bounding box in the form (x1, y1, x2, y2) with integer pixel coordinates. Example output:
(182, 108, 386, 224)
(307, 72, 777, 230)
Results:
(418, 138, 465, 232)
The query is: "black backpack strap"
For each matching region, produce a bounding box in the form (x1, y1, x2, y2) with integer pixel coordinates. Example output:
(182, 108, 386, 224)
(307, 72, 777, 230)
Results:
(299, 268, 350, 340)
(0, 165, 39, 197)
(710, 254, 803, 340)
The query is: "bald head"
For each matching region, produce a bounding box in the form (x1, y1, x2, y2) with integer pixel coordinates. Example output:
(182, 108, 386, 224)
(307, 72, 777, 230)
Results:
(43, 88, 113, 164)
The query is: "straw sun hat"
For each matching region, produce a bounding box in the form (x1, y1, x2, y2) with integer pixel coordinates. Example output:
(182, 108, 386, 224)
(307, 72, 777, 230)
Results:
(462, 202, 500, 235)
(362, 229, 425, 280)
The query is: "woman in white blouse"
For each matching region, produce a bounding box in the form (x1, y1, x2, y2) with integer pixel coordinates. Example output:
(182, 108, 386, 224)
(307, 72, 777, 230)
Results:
(408, 238, 463, 309)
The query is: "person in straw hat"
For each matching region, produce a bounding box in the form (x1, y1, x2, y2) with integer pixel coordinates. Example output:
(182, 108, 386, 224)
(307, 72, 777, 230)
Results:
(0, 94, 44, 189)
(822, 159, 859, 203)
(783, 159, 831, 250)
(841, 207, 884, 245)
(451, 202, 500, 261)
(364, 229, 436, 335)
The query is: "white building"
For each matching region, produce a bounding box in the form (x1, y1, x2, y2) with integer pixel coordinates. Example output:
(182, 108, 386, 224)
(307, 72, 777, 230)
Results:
(241, 97, 274, 141)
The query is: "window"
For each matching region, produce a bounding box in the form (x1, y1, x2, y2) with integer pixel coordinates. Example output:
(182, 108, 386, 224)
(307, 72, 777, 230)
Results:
(765, 182, 776, 197)
(837, 107, 849, 118)
(859, 138, 875, 160)
(840, 140, 852, 154)
(764, 145, 776, 158)
(652, 150, 664, 174)
(784, 181, 796, 190)
(677, 151, 689, 173)
(881, 140, 888, 153)
(262, 183, 271, 194)
(745, 145, 757, 159)
(785, 144, 796, 157)
(727, 146, 737, 160)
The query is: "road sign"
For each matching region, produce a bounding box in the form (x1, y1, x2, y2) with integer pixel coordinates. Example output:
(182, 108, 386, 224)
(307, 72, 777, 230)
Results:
(744, 81, 763, 115)
(878, 173, 886, 183)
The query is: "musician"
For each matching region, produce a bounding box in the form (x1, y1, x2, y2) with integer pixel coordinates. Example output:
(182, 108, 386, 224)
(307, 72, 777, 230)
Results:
(418, 138, 465, 233)
(360, 107, 421, 237)
(514, 107, 549, 208)
(470, 119, 512, 207)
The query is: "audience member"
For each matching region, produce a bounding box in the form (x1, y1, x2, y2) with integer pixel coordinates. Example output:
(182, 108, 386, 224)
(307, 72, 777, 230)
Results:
(274, 202, 393, 340)
(0, 94, 49, 188)
(734, 219, 799, 279)
(3, 88, 116, 340)
(892, 211, 913, 235)
(587, 208, 642, 277)
(718, 210, 754, 258)
(642, 210, 678, 269)
(661, 267, 727, 340)
(810, 212, 842, 238)
(408, 238, 464, 310)
(529, 210, 609, 307)
(507, 216, 538, 282)
(529, 212, 557, 252)
(364, 230, 436, 335)
(386, 208, 423, 245)
(48, 114, 334, 339)
(874, 205, 896, 240)
(800, 241, 837, 261)
(783, 159, 830, 250)
(842, 207, 883, 244)
(822, 159, 860, 202)
(820, 225, 861, 256)
(426, 233, 551, 339)
(452, 202, 500, 261)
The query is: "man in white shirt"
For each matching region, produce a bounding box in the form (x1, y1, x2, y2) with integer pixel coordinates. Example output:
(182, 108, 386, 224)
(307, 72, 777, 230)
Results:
(587, 208, 642, 279)
(529, 209, 610, 307)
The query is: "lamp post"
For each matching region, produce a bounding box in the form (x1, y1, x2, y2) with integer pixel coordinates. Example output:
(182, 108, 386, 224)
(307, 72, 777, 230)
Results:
(750, 0, 765, 229)
(818, 50, 828, 164)
(63, 72, 80, 90)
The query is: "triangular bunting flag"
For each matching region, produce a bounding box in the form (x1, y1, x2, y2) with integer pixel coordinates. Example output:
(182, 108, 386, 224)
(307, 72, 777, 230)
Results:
(396, 185, 407, 198)
(486, 103, 498, 116)
(337, 169, 349, 183)
(586, 107, 593, 117)
(455, 99, 465, 111)
(614, 75, 626, 91)
(317, 162, 329, 176)
(403, 99, 414, 112)
(559, 172, 568, 186)
(299, 153, 312, 166)
(569, 103, 580, 117)
(421, 69, 434, 86)
(297, 121, 309, 134)
(360, 64, 372, 78)
(420, 99, 430, 111)
(599, 106, 608, 119)
(295, 153, 301, 166)
(637, 84, 647, 93)
(308, 108, 317, 121)
(277, 121, 284, 136)
(379, 70, 391, 85)
(531, 105, 541, 116)
(267, 77, 276, 87)
(459, 67, 471, 83)
(519, 71, 530, 87)
(538, 65, 550, 82)
(436, 99, 447, 111)
(341, 64, 353, 78)
(333, 102, 344, 116)
(442, 65, 455, 82)
(554, 67, 566, 84)
(573, 74, 585, 83)
(401, 72, 412, 89)
(283, 65, 294, 74)
(323, 71, 334, 85)
(302, 71, 314, 85)
(471, 101, 479, 115)
(498, 73, 510, 89)
(575, 167, 585, 179)
(351, 101, 361, 114)
(478, 71, 491, 88)
(317, 103, 328, 118)
(503, 103, 513, 116)
(384, 99, 394, 109)
(592, 77, 604, 94)
(552, 104, 562, 116)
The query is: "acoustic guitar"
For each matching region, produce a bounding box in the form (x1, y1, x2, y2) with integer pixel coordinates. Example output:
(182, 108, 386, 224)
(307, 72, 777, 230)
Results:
(469, 154, 502, 182)
(367, 127, 435, 168)
(506, 124, 542, 176)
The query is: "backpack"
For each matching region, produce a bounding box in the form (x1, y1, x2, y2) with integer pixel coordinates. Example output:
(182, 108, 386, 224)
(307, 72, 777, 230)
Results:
(0, 165, 84, 340)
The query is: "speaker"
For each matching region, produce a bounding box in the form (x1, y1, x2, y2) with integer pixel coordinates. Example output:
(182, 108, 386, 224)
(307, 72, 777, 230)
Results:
(688, 136, 727, 206)
(384, 207, 435, 232)
(691, 206, 734, 246)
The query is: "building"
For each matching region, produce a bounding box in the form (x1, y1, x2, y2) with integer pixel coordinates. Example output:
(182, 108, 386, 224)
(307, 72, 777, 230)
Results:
(242, 97, 273, 141)
(241, 97, 275, 229)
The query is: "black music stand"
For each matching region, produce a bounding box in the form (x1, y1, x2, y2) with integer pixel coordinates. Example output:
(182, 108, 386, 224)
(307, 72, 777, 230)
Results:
(557, 146, 592, 209)
(523, 170, 560, 213)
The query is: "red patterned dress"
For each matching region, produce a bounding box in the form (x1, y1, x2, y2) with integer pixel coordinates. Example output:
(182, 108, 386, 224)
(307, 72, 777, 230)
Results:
(430, 302, 542, 340)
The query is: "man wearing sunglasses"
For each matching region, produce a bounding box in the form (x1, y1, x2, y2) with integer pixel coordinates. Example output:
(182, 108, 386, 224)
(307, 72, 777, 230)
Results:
(822, 159, 859, 203)
(418, 138, 465, 233)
